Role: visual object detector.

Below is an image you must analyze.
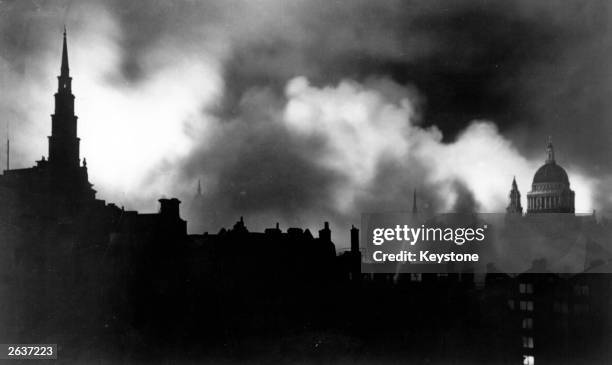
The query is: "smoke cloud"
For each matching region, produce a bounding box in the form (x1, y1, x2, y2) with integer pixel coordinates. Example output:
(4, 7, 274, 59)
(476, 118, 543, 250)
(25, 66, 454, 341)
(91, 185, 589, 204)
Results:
(0, 0, 608, 246)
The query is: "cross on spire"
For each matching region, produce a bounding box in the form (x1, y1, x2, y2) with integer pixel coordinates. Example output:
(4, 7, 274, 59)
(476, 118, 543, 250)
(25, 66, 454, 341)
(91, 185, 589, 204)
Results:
(546, 136, 555, 164)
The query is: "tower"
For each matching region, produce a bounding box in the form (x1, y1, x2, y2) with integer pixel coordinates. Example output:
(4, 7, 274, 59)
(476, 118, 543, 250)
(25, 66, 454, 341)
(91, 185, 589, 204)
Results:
(48, 28, 80, 167)
(507, 177, 523, 214)
(319, 221, 331, 242)
(350, 225, 359, 253)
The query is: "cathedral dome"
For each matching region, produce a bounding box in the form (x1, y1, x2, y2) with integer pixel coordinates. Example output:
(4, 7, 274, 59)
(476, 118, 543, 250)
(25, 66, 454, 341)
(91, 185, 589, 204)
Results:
(525, 138, 575, 214)
(532, 162, 569, 185)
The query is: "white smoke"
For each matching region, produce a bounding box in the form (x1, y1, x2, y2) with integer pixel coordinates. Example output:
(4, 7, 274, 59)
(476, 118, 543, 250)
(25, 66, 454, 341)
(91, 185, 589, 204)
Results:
(1, 1, 596, 220)
(281, 76, 595, 213)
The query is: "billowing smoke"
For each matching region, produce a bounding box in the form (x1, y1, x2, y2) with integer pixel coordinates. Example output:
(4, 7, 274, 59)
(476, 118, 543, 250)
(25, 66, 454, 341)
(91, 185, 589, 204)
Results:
(180, 74, 595, 244)
(0, 0, 608, 246)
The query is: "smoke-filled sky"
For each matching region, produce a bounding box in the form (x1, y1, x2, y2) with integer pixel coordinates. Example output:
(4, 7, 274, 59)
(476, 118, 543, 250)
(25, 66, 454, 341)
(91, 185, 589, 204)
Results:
(1, 0, 612, 246)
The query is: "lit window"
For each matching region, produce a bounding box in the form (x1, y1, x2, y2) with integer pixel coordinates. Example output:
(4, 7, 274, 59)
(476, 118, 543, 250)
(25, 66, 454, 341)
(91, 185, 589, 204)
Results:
(522, 318, 533, 329)
(411, 273, 422, 282)
(520, 301, 534, 311)
(522, 336, 534, 348)
(523, 355, 535, 365)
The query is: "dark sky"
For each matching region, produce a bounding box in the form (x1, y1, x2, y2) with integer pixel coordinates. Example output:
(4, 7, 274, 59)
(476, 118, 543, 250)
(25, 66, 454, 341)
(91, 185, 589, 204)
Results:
(1, 0, 611, 244)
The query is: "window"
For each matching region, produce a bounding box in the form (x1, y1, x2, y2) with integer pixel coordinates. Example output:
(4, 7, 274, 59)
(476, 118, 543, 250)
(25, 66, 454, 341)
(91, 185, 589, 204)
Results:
(522, 318, 533, 329)
(410, 273, 422, 282)
(523, 355, 535, 365)
(508, 300, 515, 310)
(522, 336, 534, 348)
(520, 283, 534, 294)
(520, 301, 534, 311)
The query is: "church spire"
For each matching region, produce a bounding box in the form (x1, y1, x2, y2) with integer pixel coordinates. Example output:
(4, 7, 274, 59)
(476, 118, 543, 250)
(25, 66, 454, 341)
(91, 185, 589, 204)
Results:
(61, 26, 69, 77)
(507, 176, 523, 214)
(412, 188, 417, 214)
(545, 136, 555, 164)
(48, 28, 79, 166)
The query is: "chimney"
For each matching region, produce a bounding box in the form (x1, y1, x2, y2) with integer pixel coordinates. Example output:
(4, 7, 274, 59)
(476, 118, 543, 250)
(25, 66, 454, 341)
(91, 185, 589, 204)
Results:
(318, 221, 331, 242)
(158, 198, 181, 219)
(350, 225, 359, 253)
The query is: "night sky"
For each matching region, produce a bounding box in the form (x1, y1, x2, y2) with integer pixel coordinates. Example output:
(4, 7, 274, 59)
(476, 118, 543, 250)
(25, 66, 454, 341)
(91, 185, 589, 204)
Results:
(1, 0, 611, 244)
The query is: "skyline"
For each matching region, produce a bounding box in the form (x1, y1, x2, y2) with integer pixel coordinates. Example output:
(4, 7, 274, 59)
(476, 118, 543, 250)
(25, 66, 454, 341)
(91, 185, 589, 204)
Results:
(1, 1, 609, 240)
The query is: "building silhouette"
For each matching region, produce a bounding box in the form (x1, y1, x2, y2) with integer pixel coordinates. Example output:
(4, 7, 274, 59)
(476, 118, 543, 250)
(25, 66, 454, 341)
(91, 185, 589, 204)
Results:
(501, 144, 612, 365)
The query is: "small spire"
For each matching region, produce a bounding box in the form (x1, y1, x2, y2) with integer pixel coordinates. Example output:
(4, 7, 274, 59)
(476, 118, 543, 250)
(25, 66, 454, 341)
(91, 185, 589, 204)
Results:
(5, 121, 9, 171)
(61, 26, 69, 77)
(545, 136, 555, 163)
(507, 176, 523, 214)
(412, 188, 417, 214)
(197, 179, 201, 196)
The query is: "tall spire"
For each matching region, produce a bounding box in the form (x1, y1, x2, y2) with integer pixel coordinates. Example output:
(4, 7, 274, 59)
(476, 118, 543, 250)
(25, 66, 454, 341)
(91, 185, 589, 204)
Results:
(61, 26, 69, 77)
(412, 188, 417, 214)
(197, 179, 202, 196)
(48, 28, 79, 166)
(545, 136, 555, 164)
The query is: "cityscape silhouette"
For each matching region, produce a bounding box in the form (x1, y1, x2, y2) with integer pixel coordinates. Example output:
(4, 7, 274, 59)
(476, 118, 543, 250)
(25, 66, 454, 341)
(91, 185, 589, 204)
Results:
(1, 28, 611, 365)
